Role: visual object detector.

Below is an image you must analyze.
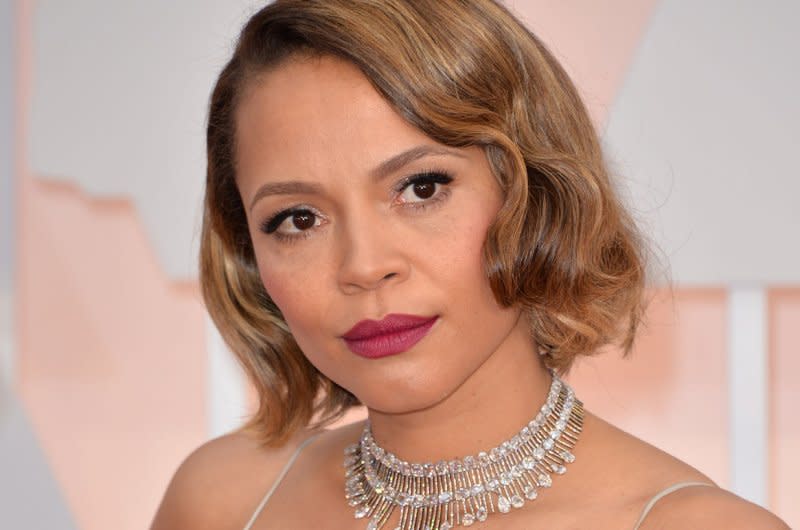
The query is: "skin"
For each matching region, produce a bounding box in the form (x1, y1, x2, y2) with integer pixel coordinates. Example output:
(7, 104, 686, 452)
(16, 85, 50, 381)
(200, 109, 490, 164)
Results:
(237, 54, 549, 463)
(150, 56, 790, 530)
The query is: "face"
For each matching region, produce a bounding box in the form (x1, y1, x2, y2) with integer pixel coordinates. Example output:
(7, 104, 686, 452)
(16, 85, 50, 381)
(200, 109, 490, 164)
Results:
(235, 55, 525, 414)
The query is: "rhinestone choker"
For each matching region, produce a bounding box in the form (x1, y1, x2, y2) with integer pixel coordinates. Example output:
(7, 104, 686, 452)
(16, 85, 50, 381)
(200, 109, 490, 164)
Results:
(343, 371, 584, 530)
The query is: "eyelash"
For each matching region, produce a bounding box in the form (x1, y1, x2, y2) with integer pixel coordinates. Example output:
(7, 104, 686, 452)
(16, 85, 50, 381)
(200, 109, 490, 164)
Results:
(259, 170, 455, 244)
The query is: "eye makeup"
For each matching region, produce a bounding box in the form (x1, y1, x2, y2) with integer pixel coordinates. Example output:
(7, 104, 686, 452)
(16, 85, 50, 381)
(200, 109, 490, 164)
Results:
(258, 169, 455, 243)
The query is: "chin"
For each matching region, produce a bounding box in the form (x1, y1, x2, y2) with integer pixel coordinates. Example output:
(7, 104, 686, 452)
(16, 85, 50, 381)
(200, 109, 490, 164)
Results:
(346, 369, 464, 415)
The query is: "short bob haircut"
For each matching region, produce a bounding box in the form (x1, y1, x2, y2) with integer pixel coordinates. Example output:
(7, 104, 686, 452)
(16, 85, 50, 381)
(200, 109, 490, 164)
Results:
(201, 0, 648, 446)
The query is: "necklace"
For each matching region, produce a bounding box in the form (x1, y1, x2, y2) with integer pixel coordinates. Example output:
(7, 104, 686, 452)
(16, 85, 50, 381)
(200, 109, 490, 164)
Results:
(343, 371, 584, 530)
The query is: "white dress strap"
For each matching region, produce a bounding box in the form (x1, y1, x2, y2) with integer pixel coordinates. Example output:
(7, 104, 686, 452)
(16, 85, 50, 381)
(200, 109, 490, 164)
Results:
(632, 481, 715, 529)
(242, 432, 323, 530)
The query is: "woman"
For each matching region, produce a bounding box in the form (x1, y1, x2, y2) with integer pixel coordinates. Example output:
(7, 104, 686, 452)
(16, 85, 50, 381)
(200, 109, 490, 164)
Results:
(151, 1, 789, 529)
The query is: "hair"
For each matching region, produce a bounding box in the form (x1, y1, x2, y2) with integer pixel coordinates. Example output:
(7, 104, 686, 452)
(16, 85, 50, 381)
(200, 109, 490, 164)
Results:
(200, 0, 648, 446)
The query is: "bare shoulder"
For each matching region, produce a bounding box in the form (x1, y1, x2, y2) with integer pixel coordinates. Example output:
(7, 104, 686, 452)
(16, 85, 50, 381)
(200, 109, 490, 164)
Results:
(639, 485, 790, 529)
(579, 413, 789, 529)
(149, 426, 324, 530)
(576, 412, 718, 492)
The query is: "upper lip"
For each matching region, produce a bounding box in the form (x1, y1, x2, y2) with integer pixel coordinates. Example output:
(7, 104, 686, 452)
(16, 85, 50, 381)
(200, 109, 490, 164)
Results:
(341, 313, 438, 340)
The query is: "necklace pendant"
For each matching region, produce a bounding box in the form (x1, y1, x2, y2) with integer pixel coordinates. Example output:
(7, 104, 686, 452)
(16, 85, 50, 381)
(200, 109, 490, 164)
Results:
(343, 371, 584, 529)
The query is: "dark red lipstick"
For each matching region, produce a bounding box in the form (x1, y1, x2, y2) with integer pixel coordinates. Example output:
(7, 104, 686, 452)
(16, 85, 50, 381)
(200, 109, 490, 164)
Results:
(341, 313, 439, 359)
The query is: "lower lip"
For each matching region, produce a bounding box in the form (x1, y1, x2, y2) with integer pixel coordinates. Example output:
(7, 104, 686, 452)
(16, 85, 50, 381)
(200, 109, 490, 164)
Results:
(343, 317, 439, 359)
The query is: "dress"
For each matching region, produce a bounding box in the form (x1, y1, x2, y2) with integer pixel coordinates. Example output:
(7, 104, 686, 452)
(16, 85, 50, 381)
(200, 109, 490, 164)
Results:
(242, 432, 714, 529)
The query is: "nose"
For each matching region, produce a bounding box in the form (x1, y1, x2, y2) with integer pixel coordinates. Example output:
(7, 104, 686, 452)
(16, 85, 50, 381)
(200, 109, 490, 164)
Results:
(337, 211, 409, 294)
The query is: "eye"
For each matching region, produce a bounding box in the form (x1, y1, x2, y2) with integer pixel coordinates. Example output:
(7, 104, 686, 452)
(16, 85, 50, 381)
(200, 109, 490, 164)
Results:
(260, 207, 322, 240)
(396, 171, 454, 205)
(258, 171, 453, 244)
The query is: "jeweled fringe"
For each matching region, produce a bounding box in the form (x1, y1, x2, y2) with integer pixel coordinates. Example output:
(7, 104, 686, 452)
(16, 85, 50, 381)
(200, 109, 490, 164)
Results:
(344, 373, 584, 530)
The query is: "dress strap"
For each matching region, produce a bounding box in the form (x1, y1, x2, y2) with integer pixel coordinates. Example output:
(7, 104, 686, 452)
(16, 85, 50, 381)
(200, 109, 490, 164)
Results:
(242, 432, 323, 530)
(632, 481, 715, 529)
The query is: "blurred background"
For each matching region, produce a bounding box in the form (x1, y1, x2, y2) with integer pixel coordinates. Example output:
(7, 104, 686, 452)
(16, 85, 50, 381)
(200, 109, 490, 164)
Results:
(1, 0, 797, 528)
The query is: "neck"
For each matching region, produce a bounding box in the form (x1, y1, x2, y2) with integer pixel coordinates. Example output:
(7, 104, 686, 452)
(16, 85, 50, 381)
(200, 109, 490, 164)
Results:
(365, 315, 552, 462)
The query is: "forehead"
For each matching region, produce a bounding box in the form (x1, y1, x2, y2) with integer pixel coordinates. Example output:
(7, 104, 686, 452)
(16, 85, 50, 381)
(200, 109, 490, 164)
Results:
(234, 55, 429, 183)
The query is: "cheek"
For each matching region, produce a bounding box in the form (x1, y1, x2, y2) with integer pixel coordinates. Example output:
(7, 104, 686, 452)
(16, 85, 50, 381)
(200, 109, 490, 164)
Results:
(259, 269, 289, 311)
(257, 258, 322, 336)
(434, 196, 499, 283)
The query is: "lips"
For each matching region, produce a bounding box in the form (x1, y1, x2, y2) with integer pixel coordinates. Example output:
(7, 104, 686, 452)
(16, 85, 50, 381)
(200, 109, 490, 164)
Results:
(342, 314, 439, 359)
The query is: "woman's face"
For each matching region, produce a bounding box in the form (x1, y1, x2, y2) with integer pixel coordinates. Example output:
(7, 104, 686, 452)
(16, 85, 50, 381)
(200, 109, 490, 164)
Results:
(235, 55, 527, 414)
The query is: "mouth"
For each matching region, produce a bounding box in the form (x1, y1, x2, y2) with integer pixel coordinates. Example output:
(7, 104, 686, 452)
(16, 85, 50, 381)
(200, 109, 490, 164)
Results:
(341, 314, 439, 359)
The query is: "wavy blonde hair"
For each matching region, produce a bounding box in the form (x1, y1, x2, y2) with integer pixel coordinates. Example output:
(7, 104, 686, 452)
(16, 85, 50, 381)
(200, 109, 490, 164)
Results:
(201, 0, 648, 446)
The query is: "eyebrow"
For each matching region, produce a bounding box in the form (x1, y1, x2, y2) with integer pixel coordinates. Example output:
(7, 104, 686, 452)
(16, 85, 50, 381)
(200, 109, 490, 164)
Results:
(248, 144, 466, 212)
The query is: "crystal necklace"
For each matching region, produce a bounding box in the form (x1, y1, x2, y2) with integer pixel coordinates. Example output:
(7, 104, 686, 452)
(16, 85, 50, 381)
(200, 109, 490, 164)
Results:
(343, 371, 584, 530)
